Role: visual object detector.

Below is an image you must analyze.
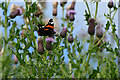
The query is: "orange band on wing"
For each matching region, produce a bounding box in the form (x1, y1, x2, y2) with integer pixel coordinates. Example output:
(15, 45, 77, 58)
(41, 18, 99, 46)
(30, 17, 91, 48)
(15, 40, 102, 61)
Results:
(44, 29, 49, 30)
(46, 25, 54, 28)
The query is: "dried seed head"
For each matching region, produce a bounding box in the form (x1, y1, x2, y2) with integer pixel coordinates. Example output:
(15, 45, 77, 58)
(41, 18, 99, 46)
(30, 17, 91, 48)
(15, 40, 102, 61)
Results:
(60, 0, 67, 7)
(53, 1, 58, 9)
(108, 0, 114, 8)
(10, 4, 18, 13)
(68, 35, 74, 43)
(52, 8, 57, 16)
(14, 55, 18, 64)
(70, 0, 76, 10)
(46, 41, 52, 50)
(67, 4, 71, 11)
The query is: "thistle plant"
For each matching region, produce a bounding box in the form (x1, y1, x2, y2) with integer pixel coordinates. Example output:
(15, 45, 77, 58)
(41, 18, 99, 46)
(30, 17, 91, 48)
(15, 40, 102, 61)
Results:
(0, 0, 119, 79)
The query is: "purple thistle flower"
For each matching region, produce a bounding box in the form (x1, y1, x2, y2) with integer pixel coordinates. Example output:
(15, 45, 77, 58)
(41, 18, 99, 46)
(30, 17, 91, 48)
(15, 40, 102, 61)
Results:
(17, 8, 23, 15)
(63, 27, 67, 32)
(67, 10, 76, 16)
(45, 37, 55, 42)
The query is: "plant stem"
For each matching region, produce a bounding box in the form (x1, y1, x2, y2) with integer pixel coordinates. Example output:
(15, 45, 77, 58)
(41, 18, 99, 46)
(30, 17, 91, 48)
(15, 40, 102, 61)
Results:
(4, 2, 9, 54)
(112, 8, 117, 20)
(85, 35, 94, 72)
(85, 1, 91, 18)
(95, 2, 98, 19)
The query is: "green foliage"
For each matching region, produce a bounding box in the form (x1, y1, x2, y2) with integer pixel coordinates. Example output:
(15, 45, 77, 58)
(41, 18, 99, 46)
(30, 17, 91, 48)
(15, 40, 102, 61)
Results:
(1, 1, 119, 79)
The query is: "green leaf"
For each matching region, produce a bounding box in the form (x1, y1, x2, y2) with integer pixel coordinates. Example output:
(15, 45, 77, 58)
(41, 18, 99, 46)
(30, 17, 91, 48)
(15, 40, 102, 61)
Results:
(105, 21, 110, 30)
(84, 10, 90, 25)
(111, 23, 116, 33)
(89, 69, 99, 78)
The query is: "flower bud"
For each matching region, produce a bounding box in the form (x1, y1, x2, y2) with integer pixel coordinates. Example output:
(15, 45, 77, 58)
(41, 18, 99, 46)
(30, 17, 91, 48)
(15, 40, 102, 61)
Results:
(10, 4, 24, 18)
(52, 8, 57, 16)
(10, 10, 19, 19)
(60, 30, 67, 38)
(53, 1, 58, 9)
(45, 37, 55, 42)
(60, 0, 67, 7)
(69, 14, 75, 21)
(38, 37, 44, 54)
(88, 18, 95, 35)
(14, 55, 18, 64)
(108, 0, 114, 8)
(67, 10, 76, 21)
(63, 27, 67, 32)
(45, 37, 54, 50)
(68, 35, 74, 43)
(46, 41, 52, 50)
(60, 27, 67, 38)
(96, 23, 103, 38)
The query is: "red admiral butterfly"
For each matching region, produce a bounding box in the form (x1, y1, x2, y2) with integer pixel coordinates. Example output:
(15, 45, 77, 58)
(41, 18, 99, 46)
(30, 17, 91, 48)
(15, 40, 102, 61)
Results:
(37, 19, 56, 37)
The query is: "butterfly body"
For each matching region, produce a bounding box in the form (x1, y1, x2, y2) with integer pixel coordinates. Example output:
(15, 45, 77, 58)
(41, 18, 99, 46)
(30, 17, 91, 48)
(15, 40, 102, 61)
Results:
(37, 19, 56, 37)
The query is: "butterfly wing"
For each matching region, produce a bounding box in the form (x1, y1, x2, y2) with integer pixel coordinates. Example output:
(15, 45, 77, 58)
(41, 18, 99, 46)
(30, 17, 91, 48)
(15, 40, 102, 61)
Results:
(37, 19, 56, 36)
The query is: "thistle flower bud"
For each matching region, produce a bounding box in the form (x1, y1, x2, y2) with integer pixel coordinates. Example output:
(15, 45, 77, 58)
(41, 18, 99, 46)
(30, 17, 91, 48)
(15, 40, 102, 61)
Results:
(96, 23, 103, 38)
(63, 27, 67, 32)
(108, 0, 114, 8)
(45, 37, 55, 42)
(52, 8, 57, 16)
(38, 37, 44, 54)
(69, 14, 75, 21)
(53, 1, 58, 9)
(67, 10, 76, 21)
(10, 10, 19, 19)
(10, 4, 23, 18)
(60, 30, 67, 38)
(70, 0, 76, 10)
(46, 41, 52, 50)
(60, 0, 67, 7)
(88, 18, 96, 35)
(14, 55, 18, 64)
(60, 27, 67, 38)
(68, 35, 74, 43)
(45, 37, 54, 50)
